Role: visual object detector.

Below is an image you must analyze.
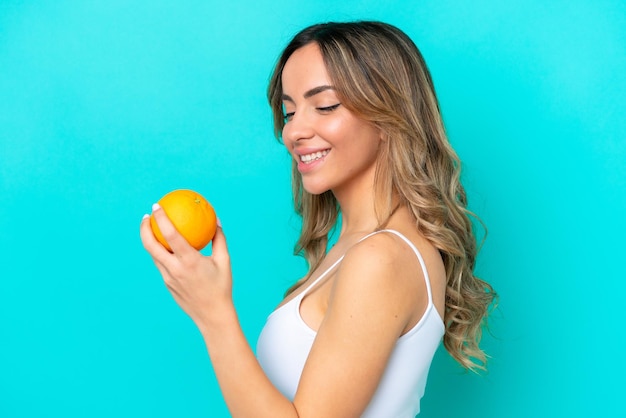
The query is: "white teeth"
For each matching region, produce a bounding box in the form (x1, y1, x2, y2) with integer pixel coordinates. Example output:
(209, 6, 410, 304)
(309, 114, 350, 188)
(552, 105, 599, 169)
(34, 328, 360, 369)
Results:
(300, 150, 329, 163)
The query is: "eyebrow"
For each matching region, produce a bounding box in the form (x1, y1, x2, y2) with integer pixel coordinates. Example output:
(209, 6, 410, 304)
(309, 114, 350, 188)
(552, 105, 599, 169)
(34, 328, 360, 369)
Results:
(282, 85, 335, 102)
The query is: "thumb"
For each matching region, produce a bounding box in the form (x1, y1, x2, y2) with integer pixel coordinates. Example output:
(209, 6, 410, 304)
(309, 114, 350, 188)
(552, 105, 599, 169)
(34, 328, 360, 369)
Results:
(210, 218, 229, 261)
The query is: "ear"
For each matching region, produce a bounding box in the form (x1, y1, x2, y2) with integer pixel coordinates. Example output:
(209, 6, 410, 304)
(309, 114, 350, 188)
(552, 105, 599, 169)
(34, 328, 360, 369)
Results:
(377, 125, 388, 142)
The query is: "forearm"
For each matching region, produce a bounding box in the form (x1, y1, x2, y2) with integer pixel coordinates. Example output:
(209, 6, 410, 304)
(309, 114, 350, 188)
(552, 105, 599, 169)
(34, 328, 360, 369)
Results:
(198, 303, 298, 418)
(142, 205, 297, 415)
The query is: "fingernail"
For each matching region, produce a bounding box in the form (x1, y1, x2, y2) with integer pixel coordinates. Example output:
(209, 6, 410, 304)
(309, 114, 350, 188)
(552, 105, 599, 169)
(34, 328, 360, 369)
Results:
(217, 217, 222, 228)
(142, 214, 149, 221)
(152, 203, 161, 212)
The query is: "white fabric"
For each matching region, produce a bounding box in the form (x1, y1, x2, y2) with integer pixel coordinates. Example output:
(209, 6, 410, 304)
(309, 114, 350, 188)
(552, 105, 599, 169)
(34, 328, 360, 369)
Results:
(256, 229, 445, 417)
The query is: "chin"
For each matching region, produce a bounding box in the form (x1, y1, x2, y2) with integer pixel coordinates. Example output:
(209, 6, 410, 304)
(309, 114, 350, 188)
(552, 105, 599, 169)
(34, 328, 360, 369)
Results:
(301, 180, 331, 196)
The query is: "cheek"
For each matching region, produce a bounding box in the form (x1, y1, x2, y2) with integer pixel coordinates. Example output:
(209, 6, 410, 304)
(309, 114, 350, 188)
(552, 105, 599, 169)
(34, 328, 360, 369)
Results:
(321, 118, 346, 140)
(323, 118, 352, 135)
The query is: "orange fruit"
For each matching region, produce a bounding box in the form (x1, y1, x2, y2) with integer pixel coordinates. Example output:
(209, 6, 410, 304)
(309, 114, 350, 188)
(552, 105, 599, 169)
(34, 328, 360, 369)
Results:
(150, 189, 217, 252)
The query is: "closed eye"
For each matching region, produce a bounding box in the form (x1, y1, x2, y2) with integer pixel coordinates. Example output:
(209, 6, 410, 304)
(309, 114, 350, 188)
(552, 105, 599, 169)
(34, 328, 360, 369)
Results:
(283, 104, 340, 123)
(317, 104, 341, 113)
(283, 112, 295, 122)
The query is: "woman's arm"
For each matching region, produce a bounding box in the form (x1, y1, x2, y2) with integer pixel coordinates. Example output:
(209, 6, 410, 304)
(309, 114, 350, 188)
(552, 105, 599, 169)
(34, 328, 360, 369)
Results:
(140, 207, 422, 417)
(140, 206, 298, 417)
(293, 232, 422, 417)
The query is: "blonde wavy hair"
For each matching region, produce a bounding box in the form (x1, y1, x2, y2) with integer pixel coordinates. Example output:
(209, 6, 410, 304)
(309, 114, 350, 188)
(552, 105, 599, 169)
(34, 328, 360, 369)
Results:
(268, 21, 497, 372)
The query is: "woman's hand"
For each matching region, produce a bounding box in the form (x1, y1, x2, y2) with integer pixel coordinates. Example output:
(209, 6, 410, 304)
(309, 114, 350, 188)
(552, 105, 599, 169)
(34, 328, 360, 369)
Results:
(139, 203, 232, 330)
(141, 205, 298, 418)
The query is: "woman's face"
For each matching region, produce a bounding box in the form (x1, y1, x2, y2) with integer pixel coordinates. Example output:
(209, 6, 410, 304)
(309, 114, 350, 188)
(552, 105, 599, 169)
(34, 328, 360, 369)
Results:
(281, 43, 382, 196)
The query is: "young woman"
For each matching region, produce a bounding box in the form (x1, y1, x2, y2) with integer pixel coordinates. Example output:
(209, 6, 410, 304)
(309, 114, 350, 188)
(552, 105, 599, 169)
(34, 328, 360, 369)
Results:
(140, 21, 496, 418)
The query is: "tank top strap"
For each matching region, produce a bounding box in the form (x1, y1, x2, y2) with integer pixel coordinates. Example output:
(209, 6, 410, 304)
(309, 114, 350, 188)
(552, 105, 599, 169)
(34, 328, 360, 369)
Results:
(360, 229, 435, 305)
(299, 229, 434, 305)
(298, 230, 385, 299)
(298, 254, 345, 299)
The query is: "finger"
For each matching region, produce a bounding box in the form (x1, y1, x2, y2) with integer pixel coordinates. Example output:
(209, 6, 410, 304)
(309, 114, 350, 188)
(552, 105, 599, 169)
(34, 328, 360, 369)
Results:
(139, 213, 173, 262)
(210, 221, 230, 263)
(151, 203, 196, 258)
(152, 256, 172, 279)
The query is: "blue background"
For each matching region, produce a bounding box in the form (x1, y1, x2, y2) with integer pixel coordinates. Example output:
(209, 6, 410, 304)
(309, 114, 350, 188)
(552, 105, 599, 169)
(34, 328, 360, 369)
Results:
(1, 1, 624, 417)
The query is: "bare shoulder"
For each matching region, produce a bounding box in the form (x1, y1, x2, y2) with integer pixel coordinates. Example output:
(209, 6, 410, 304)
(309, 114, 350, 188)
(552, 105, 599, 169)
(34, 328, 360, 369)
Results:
(342, 232, 414, 272)
(329, 231, 425, 323)
(296, 232, 431, 416)
(339, 231, 424, 281)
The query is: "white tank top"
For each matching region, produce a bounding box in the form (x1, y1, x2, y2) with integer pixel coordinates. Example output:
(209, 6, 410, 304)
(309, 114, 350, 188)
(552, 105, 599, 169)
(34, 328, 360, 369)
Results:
(256, 230, 445, 417)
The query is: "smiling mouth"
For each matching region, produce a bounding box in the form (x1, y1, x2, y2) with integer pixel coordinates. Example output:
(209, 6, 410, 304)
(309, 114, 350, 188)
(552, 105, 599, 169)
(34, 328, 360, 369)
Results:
(300, 149, 330, 164)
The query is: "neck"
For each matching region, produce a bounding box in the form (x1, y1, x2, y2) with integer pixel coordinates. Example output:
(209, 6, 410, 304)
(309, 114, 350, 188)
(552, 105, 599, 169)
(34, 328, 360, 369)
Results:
(329, 156, 404, 237)
(338, 204, 378, 236)
(332, 170, 381, 236)
(334, 187, 404, 238)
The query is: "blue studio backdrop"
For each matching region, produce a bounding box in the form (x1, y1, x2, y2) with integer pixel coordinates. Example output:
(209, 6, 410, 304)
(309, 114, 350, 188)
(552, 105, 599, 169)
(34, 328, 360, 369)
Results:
(1, 1, 624, 417)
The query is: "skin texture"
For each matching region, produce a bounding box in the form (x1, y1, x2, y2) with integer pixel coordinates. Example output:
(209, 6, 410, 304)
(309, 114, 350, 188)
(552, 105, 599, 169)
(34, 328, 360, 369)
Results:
(140, 42, 446, 418)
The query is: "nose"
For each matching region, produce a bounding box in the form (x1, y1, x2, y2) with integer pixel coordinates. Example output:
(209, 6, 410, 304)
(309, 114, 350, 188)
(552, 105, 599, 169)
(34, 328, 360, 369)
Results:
(282, 111, 315, 146)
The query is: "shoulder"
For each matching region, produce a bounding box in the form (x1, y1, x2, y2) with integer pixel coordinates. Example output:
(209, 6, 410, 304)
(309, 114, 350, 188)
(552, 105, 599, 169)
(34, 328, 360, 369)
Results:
(329, 231, 424, 321)
(294, 232, 427, 415)
(339, 231, 421, 281)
